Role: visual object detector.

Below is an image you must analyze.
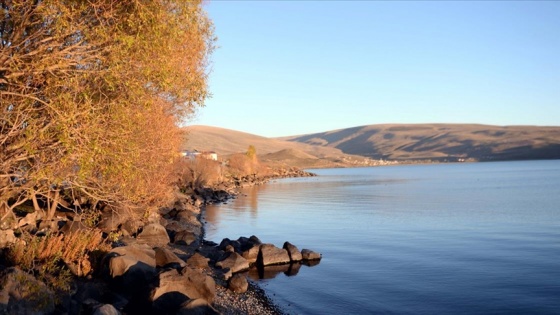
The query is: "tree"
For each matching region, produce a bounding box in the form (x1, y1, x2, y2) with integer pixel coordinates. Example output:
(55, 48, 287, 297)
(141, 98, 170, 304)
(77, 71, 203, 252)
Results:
(1, 0, 215, 222)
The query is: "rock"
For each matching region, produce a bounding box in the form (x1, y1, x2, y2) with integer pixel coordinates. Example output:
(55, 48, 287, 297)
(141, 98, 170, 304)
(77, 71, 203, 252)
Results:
(174, 230, 197, 246)
(37, 219, 61, 233)
(136, 223, 170, 247)
(257, 244, 290, 266)
(249, 235, 262, 245)
(151, 268, 215, 312)
(186, 253, 210, 270)
(155, 247, 186, 268)
(59, 220, 91, 235)
(105, 244, 157, 289)
(97, 211, 127, 233)
(283, 241, 303, 262)
(17, 211, 41, 228)
(120, 219, 142, 237)
(181, 267, 216, 303)
(0, 229, 17, 248)
(215, 268, 233, 281)
(0, 267, 55, 315)
(225, 244, 235, 253)
(238, 235, 262, 252)
(228, 274, 248, 294)
(177, 298, 220, 315)
(301, 248, 322, 261)
(219, 238, 240, 252)
(241, 244, 260, 263)
(92, 304, 121, 315)
(216, 252, 250, 273)
(165, 220, 187, 233)
(0, 215, 16, 230)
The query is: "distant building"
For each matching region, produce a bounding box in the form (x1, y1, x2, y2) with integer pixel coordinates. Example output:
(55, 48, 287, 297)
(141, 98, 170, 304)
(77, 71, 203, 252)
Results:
(181, 150, 200, 160)
(181, 150, 217, 161)
(200, 151, 218, 161)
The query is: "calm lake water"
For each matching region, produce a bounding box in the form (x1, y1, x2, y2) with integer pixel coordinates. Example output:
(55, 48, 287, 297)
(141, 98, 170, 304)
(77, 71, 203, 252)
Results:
(204, 160, 560, 314)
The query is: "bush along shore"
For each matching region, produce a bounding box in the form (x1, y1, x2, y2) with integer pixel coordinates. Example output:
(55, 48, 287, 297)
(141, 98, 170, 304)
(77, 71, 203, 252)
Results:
(0, 167, 320, 315)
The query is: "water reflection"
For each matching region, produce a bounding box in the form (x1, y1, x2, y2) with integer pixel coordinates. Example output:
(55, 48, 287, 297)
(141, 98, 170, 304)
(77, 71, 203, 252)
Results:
(205, 184, 269, 226)
(246, 260, 320, 280)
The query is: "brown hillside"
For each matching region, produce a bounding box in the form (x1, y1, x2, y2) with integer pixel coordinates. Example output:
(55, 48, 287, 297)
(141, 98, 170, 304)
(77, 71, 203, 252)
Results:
(183, 125, 376, 168)
(281, 124, 560, 162)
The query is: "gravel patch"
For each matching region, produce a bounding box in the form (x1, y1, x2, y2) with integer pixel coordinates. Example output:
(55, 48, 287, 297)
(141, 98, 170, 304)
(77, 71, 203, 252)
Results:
(213, 280, 286, 315)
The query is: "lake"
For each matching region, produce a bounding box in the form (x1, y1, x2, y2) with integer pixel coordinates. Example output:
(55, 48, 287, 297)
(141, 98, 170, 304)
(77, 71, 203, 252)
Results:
(204, 160, 560, 314)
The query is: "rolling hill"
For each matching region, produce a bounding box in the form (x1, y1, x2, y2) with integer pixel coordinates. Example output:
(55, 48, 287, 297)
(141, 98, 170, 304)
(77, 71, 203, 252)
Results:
(183, 125, 376, 168)
(184, 124, 560, 167)
(281, 124, 560, 162)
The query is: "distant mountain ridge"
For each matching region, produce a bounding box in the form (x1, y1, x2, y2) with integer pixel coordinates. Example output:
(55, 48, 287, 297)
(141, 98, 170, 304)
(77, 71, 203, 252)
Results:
(281, 124, 560, 162)
(184, 124, 560, 166)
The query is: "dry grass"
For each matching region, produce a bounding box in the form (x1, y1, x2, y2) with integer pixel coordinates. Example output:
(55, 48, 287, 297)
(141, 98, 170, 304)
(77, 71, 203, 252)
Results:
(176, 157, 224, 189)
(7, 229, 110, 292)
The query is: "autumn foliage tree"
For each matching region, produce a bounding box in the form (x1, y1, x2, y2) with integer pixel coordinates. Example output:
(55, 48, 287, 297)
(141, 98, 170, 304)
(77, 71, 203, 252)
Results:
(1, 1, 215, 222)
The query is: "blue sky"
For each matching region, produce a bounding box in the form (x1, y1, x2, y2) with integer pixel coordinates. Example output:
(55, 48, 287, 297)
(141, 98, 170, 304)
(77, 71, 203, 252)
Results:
(192, 1, 560, 137)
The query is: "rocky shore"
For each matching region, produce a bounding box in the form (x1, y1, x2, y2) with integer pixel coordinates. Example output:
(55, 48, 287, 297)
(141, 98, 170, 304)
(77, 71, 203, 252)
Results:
(0, 167, 319, 314)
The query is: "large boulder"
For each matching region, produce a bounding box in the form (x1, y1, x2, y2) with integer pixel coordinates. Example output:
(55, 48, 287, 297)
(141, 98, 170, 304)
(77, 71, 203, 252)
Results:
(151, 268, 215, 312)
(283, 241, 303, 262)
(136, 223, 170, 247)
(241, 244, 260, 263)
(154, 247, 185, 268)
(176, 211, 201, 227)
(257, 244, 290, 266)
(237, 235, 262, 251)
(186, 253, 210, 270)
(0, 267, 55, 315)
(301, 249, 322, 261)
(174, 230, 198, 246)
(97, 211, 128, 234)
(105, 244, 157, 289)
(216, 252, 250, 273)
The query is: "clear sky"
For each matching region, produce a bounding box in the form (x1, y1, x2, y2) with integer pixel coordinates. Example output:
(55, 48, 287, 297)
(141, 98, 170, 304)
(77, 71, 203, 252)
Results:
(192, 1, 560, 138)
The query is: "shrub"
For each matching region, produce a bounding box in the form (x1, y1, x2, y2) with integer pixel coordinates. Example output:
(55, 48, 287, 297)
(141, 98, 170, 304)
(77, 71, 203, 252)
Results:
(6, 229, 110, 292)
(176, 157, 223, 190)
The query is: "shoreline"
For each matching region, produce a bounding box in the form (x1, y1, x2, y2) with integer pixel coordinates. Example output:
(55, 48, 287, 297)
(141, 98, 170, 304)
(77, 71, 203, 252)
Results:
(0, 168, 314, 314)
(195, 168, 315, 314)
